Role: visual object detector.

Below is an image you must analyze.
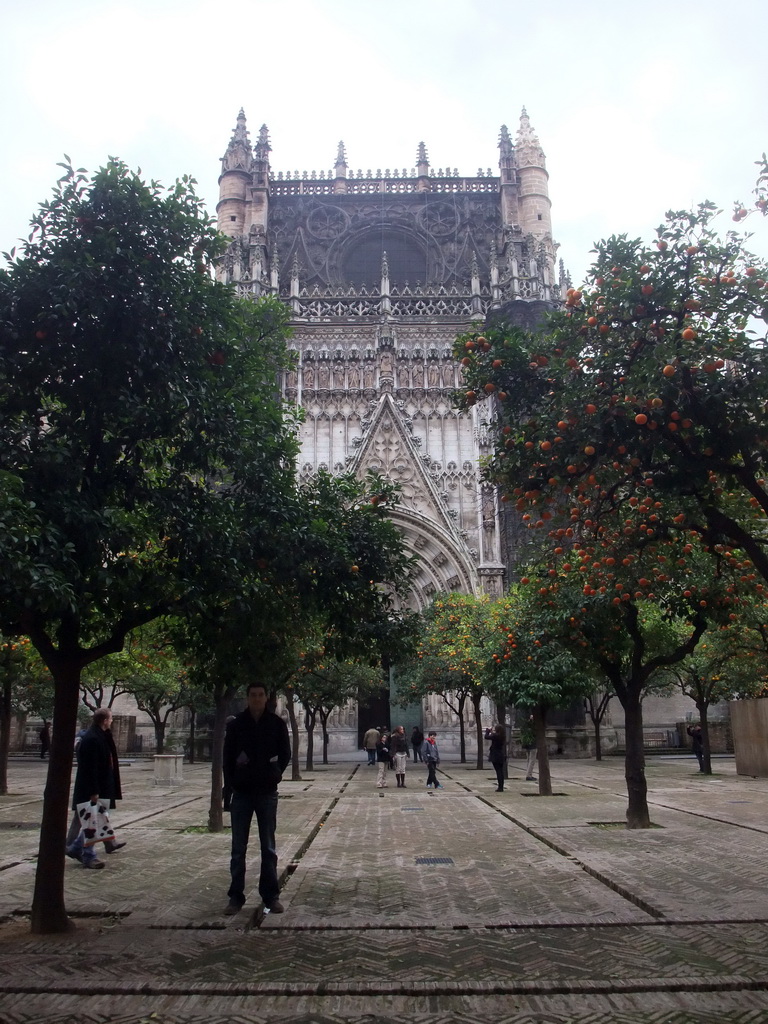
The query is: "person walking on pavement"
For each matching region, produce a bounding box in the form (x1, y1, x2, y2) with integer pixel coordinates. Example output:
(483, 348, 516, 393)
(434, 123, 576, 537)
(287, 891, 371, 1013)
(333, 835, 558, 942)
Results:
(488, 724, 506, 792)
(222, 682, 291, 916)
(389, 725, 410, 788)
(66, 708, 124, 869)
(410, 725, 424, 762)
(362, 726, 380, 766)
(421, 731, 442, 788)
(520, 714, 537, 781)
(39, 720, 50, 759)
(375, 731, 390, 788)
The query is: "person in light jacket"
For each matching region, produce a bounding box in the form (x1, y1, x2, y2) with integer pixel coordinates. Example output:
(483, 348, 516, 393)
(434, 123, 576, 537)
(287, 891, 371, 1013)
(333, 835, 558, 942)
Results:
(389, 725, 410, 787)
(375, 733, 390, 788)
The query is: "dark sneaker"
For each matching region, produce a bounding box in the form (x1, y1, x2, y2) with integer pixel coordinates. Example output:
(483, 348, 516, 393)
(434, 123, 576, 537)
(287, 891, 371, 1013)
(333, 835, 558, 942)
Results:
(525, 776, 536, 781)
(104, 842, 126, 853)
(65, 846, 83, 863)
(266, 899, 285, 914)
(83, 859, 105, 869)
(222, 901, 242, 916)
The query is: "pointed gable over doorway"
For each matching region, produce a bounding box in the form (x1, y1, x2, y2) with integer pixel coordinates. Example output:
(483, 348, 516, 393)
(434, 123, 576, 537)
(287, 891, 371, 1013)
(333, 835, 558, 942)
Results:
(350, 394, 458, 538)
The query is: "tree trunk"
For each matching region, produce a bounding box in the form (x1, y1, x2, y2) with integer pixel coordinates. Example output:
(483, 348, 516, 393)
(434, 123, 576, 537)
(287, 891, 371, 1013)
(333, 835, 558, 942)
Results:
(304, 707, 316, 772)
(286, 695, 302, 781)
(698, 702, 712, 775)
(320, 710, 330, 765)
(153, 717, 165, 755)
(187, 709, 196, 764)
(31, 658, 80, 934)
(622, 687, 650, 829)
(457, 694, 467, 763)
(496, 702, 509, 779)
(472, 690, 484, 770)
(207, 687, 229, 833)
(594, 717, 602, 761)
(0, 674, 11, 797)
(534, 704, 552, 796)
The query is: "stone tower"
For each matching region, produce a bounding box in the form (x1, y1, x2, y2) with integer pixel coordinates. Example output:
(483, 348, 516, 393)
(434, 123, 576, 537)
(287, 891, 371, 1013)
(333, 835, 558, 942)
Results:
(217, 108, 565, 616)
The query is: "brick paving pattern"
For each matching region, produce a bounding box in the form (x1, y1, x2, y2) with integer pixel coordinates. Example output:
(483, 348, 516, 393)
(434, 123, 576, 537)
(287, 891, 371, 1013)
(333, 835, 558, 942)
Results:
(2, 754, 768, 1022)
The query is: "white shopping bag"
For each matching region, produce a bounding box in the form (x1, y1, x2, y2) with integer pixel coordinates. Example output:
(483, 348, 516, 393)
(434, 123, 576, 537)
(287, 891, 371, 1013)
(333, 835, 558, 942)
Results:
(75, 799, 116, 846)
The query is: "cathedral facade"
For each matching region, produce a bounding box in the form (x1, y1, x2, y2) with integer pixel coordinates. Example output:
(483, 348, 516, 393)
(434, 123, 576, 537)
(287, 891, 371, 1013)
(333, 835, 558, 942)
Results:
(215, 111, 567, 749)
(216, 109, 566, 610)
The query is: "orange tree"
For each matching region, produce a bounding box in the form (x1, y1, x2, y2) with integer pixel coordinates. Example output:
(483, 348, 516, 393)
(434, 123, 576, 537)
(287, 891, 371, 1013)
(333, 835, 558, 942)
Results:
(396, 592, 493, 767)
(485, 585, 598, 795)
(182, 469, 414, 821)
(455, 173, 768, 826)
(0, 159, 300, 932)
(118, 621, 193, 754)
(456, 173, 768, 586)
(285, 648, 382, 770)
(495, 554, 737, 823)
(0, 634, 54, 794)
(671, 596, 768, 773)
(462, 437, 742, 823)
(583, 687, 615, 762)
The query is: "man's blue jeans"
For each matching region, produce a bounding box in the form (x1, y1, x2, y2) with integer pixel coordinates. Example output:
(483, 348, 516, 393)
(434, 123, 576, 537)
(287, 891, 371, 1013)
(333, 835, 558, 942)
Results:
(228, 790, 279, 908)
(67, 829, 97, 865)
(366, 749, 376, 765)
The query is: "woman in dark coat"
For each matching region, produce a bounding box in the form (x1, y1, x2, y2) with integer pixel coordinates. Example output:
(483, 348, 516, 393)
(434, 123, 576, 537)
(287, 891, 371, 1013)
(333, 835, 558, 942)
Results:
(488, 724, 506, 792)
(67, 708, 124, 867)
(71, 710, 122, 808)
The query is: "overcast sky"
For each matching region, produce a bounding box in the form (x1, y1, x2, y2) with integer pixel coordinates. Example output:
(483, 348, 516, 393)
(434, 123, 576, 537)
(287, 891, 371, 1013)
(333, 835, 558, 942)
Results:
(2, 0, 766, 284)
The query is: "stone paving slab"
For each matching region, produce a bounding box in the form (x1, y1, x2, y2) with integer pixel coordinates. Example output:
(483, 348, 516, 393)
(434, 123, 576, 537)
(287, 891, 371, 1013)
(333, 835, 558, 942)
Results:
(3, 921, 768, 986)
(4, 990, 768, 1024)
(3, 756, 768, 1022)
(267, 787, 651, 928)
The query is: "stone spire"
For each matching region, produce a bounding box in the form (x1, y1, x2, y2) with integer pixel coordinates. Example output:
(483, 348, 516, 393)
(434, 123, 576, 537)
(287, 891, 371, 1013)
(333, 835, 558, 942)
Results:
(515, 107, 546, 167)
(255, 124, 271, 164)
(221, 108, 252, 173)
(498, 124, 513, 161)
(334, 141, 348, 193)
(416, 142, 430, 176)
(416, 142, 430, 192)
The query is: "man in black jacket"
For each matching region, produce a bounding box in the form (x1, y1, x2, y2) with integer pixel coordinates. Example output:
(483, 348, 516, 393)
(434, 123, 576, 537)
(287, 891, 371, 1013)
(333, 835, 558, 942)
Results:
(222, 683, 291, 915)
(66, 707, 123, 869)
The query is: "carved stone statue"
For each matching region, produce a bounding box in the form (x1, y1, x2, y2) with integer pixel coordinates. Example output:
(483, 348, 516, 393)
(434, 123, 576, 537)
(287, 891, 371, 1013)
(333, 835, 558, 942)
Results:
(348, 364, 360, 388)
(303, 364, 314, 388)
(318, 363, 330, 388)
(412, 362, 424, 387)
(427, 362, 440, 387)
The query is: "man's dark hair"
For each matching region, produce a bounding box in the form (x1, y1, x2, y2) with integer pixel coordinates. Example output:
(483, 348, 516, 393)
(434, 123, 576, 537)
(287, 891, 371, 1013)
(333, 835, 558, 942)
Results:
(93, 708, 111, 727)
(246, 683, 268, 696)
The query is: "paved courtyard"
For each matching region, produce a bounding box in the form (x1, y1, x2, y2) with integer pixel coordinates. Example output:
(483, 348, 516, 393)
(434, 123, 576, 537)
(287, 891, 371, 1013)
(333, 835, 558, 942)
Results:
(1, 752, 768, 1023)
